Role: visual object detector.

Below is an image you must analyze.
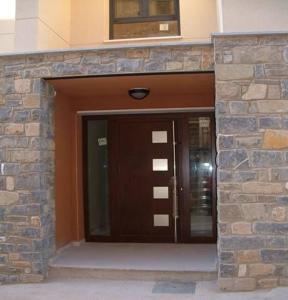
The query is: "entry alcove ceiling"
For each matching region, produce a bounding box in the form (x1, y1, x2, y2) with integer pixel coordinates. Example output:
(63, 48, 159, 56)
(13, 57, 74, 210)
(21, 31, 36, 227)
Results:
(47, 72, 215, 109)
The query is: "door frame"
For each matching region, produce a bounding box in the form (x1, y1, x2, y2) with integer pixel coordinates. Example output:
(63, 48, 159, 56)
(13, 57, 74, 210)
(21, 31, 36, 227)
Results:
(82, 111, 217, 243)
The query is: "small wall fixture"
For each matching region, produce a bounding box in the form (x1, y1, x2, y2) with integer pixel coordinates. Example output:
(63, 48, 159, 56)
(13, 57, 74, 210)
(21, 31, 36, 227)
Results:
(128, 88, 150, 100)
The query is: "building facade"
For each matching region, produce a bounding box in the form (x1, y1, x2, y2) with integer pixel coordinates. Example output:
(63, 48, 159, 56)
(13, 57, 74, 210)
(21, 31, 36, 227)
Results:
(0, 0, 288, 292)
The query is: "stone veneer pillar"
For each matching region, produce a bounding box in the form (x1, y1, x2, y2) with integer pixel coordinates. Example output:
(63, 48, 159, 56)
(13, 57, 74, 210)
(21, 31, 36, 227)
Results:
(215, 34, 288, 291)
(0, 45, 213, 283)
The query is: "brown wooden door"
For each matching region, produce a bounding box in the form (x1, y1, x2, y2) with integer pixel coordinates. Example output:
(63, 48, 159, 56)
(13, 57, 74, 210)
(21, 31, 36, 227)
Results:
(83, 113, 217, 243)
(111, 116, 175, 242)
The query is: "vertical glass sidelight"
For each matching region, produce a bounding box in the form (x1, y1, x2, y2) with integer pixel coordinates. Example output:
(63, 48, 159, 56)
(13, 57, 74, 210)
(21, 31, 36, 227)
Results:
(188, 117, 213, 237)
(87, 120, 110, 236)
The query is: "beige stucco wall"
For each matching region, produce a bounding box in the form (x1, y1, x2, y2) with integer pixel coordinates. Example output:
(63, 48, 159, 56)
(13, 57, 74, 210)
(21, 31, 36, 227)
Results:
(15, 0, 71, 51)
(0, 0, 15, 52)
(221, 0, 288, 32)
(38, 0, 71, 49)
(70, 0, 218, 47)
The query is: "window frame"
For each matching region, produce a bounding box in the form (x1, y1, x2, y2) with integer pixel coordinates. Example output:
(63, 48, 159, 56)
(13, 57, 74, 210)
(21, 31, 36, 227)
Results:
(109, 0, 180, 39)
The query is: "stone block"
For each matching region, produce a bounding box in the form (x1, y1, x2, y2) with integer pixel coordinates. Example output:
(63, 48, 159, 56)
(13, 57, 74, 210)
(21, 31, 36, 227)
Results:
(117, 59, 143, 72)
(144, 60, 165, 72)
(254, 222, 288, 234)
(238, 264, 247, 277)
(281, 80, 288, 99)
(229, 101, 249, 114)
(6, 177, 14, 191)
(9, 150, 41, 163)
(242, 84, 267, 100)
(259, 117, 282, 129)
(15, 174, 41, 190)
(271, 169, 288, 181)
(268, 85, 281, 99)
(257, 278, 278, 289)
(5, 124, 24, 135)
(277, 196, 288, 205)
(220, 264, 237, 277)
(166, 61, 183, 71)
(20, 274, 44, 283)
(219, 278, 256, 292)
(14, 79, 31, 94)
(31, 216, 41, 227)
(284, 47, 288, 63)
(233, 46, 283, 64)
(249, 264, 276, 277)
(231, 222, 252, 235)
(263, 130, 288, 149)
(232, 194, 257, 203)
(216, 82, 241, 100)
(25, 123, 40, 137)
(8, 253, 20, 261)
(220, 236, 265, 250)
(242, 182, 283, 194)
(272, 207, 286, 221)
(218, 135, 234, 149)
(236, 136, 262, 148)
(257, 100, 288, 113)
(251, 151, 283, 167)
(219, 205, 243, 222)
(218, 117, 257, 134)
(23, 95, 40, 108)
(87, 64, 116, 75)
(261, 249, 288, 263)
(237, 250, 261, 263)
(14, 110, 30, 122)
(0, 192, 19, 205)
(126, 49, 149, 59)
(0, 107, 12, 122)
(216, 64, 254, 81)
(266, 236, 287, 248)
(241, 203, 268, 221)
(218, 150, 248, 169)
(220, 251, 235, 263)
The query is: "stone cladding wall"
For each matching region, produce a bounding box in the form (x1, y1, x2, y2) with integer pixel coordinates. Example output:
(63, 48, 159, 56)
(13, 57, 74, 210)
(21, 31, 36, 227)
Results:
(0, 44, 213, 283)
(215, 34, 288, 291)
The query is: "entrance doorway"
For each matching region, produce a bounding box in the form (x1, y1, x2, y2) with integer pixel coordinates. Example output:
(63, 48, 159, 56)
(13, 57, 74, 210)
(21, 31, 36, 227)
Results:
(83, 112, 216, 243)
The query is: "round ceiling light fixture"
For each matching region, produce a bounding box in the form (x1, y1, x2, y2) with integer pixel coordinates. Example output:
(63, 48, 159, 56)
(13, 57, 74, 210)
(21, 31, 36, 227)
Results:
(128, 88, 150, 100)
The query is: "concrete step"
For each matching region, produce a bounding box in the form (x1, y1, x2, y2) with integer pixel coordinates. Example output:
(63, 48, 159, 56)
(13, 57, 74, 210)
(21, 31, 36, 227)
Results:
(48, 243, 218, 282)
(49, 266, 217, 282)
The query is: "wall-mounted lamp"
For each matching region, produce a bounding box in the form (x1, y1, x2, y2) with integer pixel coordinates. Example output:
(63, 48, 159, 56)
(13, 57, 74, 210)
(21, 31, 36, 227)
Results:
(128, 88, 150, 100)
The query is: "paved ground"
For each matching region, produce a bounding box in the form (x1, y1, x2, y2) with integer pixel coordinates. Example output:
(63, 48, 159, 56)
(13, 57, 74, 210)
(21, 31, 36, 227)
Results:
(1, 279, 288, 300)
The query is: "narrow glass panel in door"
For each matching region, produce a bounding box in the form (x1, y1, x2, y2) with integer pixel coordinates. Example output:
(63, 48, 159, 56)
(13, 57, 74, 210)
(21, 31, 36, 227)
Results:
(188, 117, 214, 238)
(86, 119, 110, 237)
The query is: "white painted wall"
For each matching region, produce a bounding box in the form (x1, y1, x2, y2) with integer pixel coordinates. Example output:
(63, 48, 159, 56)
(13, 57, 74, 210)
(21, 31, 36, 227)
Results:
(0, 0, 15, 52)
(222, 0, 288, 32)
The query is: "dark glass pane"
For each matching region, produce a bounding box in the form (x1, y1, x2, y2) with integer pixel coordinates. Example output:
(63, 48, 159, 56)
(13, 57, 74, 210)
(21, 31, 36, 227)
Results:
(188, 117, 213, 237)
(115, 0, 141, 18)
(149, 0, 175, 16)
(87, 120, 110, 236)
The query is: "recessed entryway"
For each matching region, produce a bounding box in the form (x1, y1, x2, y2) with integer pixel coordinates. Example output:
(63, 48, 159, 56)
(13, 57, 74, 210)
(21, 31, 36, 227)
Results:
(48, 72, 216, 248)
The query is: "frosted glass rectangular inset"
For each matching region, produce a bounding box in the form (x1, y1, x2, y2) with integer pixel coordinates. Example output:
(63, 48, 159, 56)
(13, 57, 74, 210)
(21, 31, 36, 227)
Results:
(153, 187, 169, 199)
(152, 131, 167, 143)
(154, 214, 169, 227)
(153, 159, 168, 171)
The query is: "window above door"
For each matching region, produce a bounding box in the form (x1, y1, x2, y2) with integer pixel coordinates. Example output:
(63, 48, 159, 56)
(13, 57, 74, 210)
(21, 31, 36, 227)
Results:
(110, 0, 180, 40)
